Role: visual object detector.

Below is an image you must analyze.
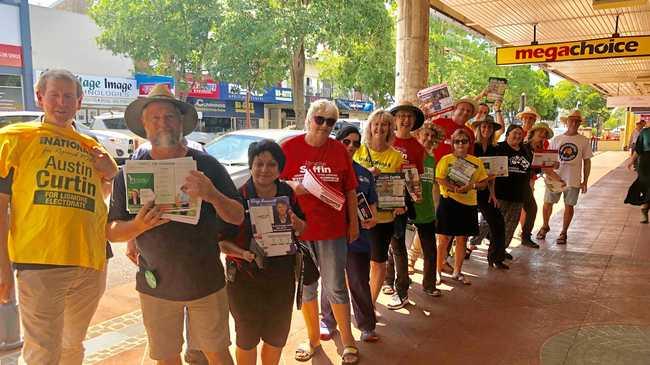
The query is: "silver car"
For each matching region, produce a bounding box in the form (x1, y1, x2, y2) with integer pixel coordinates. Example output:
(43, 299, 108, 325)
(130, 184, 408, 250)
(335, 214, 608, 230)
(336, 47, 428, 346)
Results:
(204, 129, 305, 188)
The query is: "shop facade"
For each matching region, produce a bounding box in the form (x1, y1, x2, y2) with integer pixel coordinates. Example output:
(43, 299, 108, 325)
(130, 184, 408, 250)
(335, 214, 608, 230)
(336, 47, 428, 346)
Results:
(0, 0, 35, 111)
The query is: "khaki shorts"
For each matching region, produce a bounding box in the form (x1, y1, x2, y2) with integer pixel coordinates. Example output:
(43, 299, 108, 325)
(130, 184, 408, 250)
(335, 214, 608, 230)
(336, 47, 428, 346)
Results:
(139, 288, 230, 360)
(544, 186, 581, 206)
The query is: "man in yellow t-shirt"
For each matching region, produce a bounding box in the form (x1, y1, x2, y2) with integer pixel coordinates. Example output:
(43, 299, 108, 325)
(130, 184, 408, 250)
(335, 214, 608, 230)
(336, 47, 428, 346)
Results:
(0, 69, 118, 365)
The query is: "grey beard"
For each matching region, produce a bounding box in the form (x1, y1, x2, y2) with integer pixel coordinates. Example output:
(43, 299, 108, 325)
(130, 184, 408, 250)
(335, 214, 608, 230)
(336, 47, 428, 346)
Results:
(151, 133, 181, 148)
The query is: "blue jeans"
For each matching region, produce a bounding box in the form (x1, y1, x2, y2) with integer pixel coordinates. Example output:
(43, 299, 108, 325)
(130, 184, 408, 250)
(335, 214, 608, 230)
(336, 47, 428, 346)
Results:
(302, 237, 350, 305)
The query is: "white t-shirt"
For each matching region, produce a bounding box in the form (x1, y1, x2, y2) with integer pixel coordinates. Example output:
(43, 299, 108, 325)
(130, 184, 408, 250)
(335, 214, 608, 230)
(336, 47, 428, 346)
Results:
(550, 134, 593, 187)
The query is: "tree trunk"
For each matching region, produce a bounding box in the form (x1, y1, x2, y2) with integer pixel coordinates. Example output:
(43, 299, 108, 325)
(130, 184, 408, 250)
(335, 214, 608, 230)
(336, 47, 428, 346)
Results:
(291, 40, 306, 130)
(245, 89, 252, 129)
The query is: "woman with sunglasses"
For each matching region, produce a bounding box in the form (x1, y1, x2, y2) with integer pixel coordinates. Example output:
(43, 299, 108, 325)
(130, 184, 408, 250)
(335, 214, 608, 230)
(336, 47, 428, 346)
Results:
(470, 115, 509, 269)
(353, 109, 406, 308)
(435, 129, 489, 285)
(494, 125, 534, 253)
(281, 99, 360, 364)
(321, 125, 379, 343)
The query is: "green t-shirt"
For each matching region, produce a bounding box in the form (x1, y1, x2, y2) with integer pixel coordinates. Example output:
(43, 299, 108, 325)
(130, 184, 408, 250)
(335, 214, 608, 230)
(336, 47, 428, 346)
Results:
(413, 154, 436, 224)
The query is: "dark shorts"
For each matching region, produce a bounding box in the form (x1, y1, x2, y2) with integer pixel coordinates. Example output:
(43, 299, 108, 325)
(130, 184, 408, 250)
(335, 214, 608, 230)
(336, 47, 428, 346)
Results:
(227, 257, 295, 350)
(436, 196, 479, 236)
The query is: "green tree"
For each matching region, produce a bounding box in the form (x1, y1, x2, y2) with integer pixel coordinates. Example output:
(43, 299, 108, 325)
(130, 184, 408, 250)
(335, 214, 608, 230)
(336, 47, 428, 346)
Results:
(553, 80, 609, 133)
(89, 0, 224, 96)
(208, 0, 289, 127)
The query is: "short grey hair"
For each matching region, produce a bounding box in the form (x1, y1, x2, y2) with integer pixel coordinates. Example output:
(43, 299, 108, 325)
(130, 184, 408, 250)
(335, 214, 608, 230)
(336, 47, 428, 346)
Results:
(363, 109, 395, 145)
(35, 69, 83, 97)
(305, 99, 338, 130)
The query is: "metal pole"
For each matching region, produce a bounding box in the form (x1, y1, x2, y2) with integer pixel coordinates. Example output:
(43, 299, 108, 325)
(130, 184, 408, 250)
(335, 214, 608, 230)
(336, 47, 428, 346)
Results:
(0, 282, 23, 351)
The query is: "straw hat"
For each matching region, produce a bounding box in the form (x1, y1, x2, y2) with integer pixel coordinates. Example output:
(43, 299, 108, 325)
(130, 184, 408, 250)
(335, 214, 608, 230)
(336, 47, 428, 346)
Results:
(560, 109, 585, 124)
(527, 122, 554, 140)
(389, 100, 425, 130)
(470, 114, 502, 131)
(453, 96, 479, 119)
(516, 106, 541, 121)
(125, 84, 198, 138)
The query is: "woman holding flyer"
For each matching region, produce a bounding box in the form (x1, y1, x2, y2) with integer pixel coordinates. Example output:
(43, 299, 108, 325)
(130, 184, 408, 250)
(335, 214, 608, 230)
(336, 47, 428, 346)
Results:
(494, 125, 534, 252)
(435, 129, 489, 285)
(281, 100, 360, 364)
(353, 109, 407, 308)
(470, 115, 509, 269)
(321, 125, 379, 343)
(223, 139, 306, 365)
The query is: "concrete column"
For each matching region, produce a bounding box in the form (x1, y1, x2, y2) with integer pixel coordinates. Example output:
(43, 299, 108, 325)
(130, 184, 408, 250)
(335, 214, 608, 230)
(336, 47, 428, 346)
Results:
(395, 0, 429, 103)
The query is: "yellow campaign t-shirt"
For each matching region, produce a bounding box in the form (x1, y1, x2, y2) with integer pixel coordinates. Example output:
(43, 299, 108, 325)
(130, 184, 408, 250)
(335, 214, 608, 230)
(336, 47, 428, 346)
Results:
(0, 121, 110, 271)
(435, 153, 488, 206)
(353, 144, 405, 223)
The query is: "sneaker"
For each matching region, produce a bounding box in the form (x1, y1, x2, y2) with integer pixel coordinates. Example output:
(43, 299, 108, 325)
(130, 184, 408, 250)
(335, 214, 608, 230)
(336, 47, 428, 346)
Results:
(386, 293, 409, 310)
(521, 235, 540, 248)
(423, 287, 442, 297)
(360, 330, 379, 342)
(381, 285, 395, 295)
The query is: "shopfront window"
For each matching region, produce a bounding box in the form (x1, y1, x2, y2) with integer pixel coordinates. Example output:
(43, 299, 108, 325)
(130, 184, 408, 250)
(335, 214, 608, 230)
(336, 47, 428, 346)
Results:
(0, 74, 23, 111)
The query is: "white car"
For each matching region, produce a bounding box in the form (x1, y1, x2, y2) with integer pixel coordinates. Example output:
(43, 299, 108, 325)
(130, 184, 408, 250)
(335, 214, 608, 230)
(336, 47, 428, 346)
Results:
(204, 129, 305, 188)
(0, 111, 135, 164)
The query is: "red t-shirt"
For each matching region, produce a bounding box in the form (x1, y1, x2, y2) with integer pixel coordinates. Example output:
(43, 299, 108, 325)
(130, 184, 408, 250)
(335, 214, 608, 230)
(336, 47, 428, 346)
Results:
(432, 118, 475, 162)
(281, 135, 357, 241)
(393, 136, 425, 173)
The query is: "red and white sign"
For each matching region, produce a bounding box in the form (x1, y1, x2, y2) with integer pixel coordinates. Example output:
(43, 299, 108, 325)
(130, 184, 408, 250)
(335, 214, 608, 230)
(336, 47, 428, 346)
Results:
(0, 44, 22, 68)
(641, 114, 650, 123)
(188, 80, 220, 99)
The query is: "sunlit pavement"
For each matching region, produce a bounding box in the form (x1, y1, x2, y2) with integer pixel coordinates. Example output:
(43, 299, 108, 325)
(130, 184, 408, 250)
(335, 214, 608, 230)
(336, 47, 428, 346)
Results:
(4, 151, 650, 365)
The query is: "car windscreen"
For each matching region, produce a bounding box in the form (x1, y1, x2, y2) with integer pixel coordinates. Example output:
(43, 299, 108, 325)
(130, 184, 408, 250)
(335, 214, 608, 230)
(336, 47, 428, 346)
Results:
(102, 118, 128, 129)
(205, 134, 263, 166)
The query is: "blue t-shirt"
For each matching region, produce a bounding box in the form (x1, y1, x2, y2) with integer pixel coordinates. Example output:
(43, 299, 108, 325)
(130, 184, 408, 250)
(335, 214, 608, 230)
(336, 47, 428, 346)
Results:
(349, 162, 378, 252)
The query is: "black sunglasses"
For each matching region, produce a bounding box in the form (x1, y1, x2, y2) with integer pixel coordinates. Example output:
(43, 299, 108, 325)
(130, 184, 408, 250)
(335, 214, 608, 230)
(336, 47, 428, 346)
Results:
(313, 116, 337, 127)
(341, 139, 361, 148)
(453, 139, 469, 145)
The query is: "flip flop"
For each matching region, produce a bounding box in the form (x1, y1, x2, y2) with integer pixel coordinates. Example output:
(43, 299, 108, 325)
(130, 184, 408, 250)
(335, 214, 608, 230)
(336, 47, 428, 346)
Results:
(295, 342, 321, 362)
(556, 232, 567, 245)
(452, 273, 471, 285)
(342, 346, 360, 364)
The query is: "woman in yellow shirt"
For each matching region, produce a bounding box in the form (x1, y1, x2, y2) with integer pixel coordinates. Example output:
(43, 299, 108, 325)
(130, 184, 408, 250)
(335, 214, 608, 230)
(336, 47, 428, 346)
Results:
(353, 109, 406, 309)
(435, 129, 488, 285)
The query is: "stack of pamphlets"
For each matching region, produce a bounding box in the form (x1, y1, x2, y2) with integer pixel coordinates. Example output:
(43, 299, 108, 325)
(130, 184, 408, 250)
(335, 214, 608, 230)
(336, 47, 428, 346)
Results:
(124, 157, 201, 225)
(417, 83, 454, 118)
(248, 196, 295, 263)
(357, 192, 373, 221)
(532, 150, 559, 168)
(545, 177, 567, 193)
(301, 167, 345, 211)
(478, 156, 508, 177)
(402, 164, 423, 202)
(376, 173, 405, 210)
(486, 77, 508, 102)
(448, 158, 478, 187)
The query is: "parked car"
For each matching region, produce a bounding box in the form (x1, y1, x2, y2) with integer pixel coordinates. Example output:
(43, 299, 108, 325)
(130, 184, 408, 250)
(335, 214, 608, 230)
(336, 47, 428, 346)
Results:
(331, 118, 364, 137)
(0, 111, 135, 164)
(205, 129, 305, 188)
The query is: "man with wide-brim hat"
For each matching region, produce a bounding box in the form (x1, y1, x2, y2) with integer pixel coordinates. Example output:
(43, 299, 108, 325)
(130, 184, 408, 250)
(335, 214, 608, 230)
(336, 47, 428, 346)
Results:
(539, 109, 592, 246)
(516, 106, 541, 136)
(431, 96, 478, 162)
(107, 84, 244, 364)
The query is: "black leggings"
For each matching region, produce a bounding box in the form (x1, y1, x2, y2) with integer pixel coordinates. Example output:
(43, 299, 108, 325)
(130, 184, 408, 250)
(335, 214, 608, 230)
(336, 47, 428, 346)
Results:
(521, 184, 537, 237)
(414, 221, 437, 291)
(477, 191, 507, 263)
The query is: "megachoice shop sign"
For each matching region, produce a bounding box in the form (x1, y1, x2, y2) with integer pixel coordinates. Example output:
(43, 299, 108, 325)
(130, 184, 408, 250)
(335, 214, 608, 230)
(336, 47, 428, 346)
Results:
(496, 35, 650, 65)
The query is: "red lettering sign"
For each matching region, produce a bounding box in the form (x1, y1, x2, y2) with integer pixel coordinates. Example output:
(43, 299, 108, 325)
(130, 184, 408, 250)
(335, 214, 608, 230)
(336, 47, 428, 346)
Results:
(0, 44, 22, 68)
(188, 80, 220, 99)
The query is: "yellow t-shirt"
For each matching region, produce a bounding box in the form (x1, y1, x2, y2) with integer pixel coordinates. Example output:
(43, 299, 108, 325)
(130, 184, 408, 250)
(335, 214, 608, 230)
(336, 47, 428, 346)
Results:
(435, 154, 488, 206)
(0, 120, 111, 270)
(353, 144, 405, 223)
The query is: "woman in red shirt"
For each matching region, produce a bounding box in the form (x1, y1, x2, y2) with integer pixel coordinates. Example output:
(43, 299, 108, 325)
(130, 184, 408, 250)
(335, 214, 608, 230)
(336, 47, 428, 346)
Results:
(281, 99, 360, 364)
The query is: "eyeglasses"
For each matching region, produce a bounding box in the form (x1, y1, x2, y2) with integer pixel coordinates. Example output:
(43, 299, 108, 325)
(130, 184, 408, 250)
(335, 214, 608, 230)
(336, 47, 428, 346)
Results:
(453, 139, 469, 145)
(341, 139, 361, 148)
(313, 116, 337, 127)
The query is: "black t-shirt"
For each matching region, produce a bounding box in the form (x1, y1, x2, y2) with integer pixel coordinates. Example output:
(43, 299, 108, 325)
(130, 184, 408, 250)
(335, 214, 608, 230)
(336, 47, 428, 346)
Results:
(473, 143, 499, 158)
(495, 142, 533, 202)
(108, 148, 242, 301)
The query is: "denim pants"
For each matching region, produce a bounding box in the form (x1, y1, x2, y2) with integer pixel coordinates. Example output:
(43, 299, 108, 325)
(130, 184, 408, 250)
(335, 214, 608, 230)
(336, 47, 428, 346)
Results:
(302, 237, 350, 305)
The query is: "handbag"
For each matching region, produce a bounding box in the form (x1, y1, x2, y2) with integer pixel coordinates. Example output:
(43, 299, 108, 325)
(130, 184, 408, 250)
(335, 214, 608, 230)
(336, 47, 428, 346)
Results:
(294, 240, 320, 309)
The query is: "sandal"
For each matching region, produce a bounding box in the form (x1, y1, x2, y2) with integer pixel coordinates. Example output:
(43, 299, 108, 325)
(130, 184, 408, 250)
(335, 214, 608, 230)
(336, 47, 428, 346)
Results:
(536, 226, 550, 240)
(342, 346, 360, 364)
(556, 232, 567, 245)
(381, 285, 395, 295)
(295, 342, 321, 362)
(452, 273, 471, 285)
